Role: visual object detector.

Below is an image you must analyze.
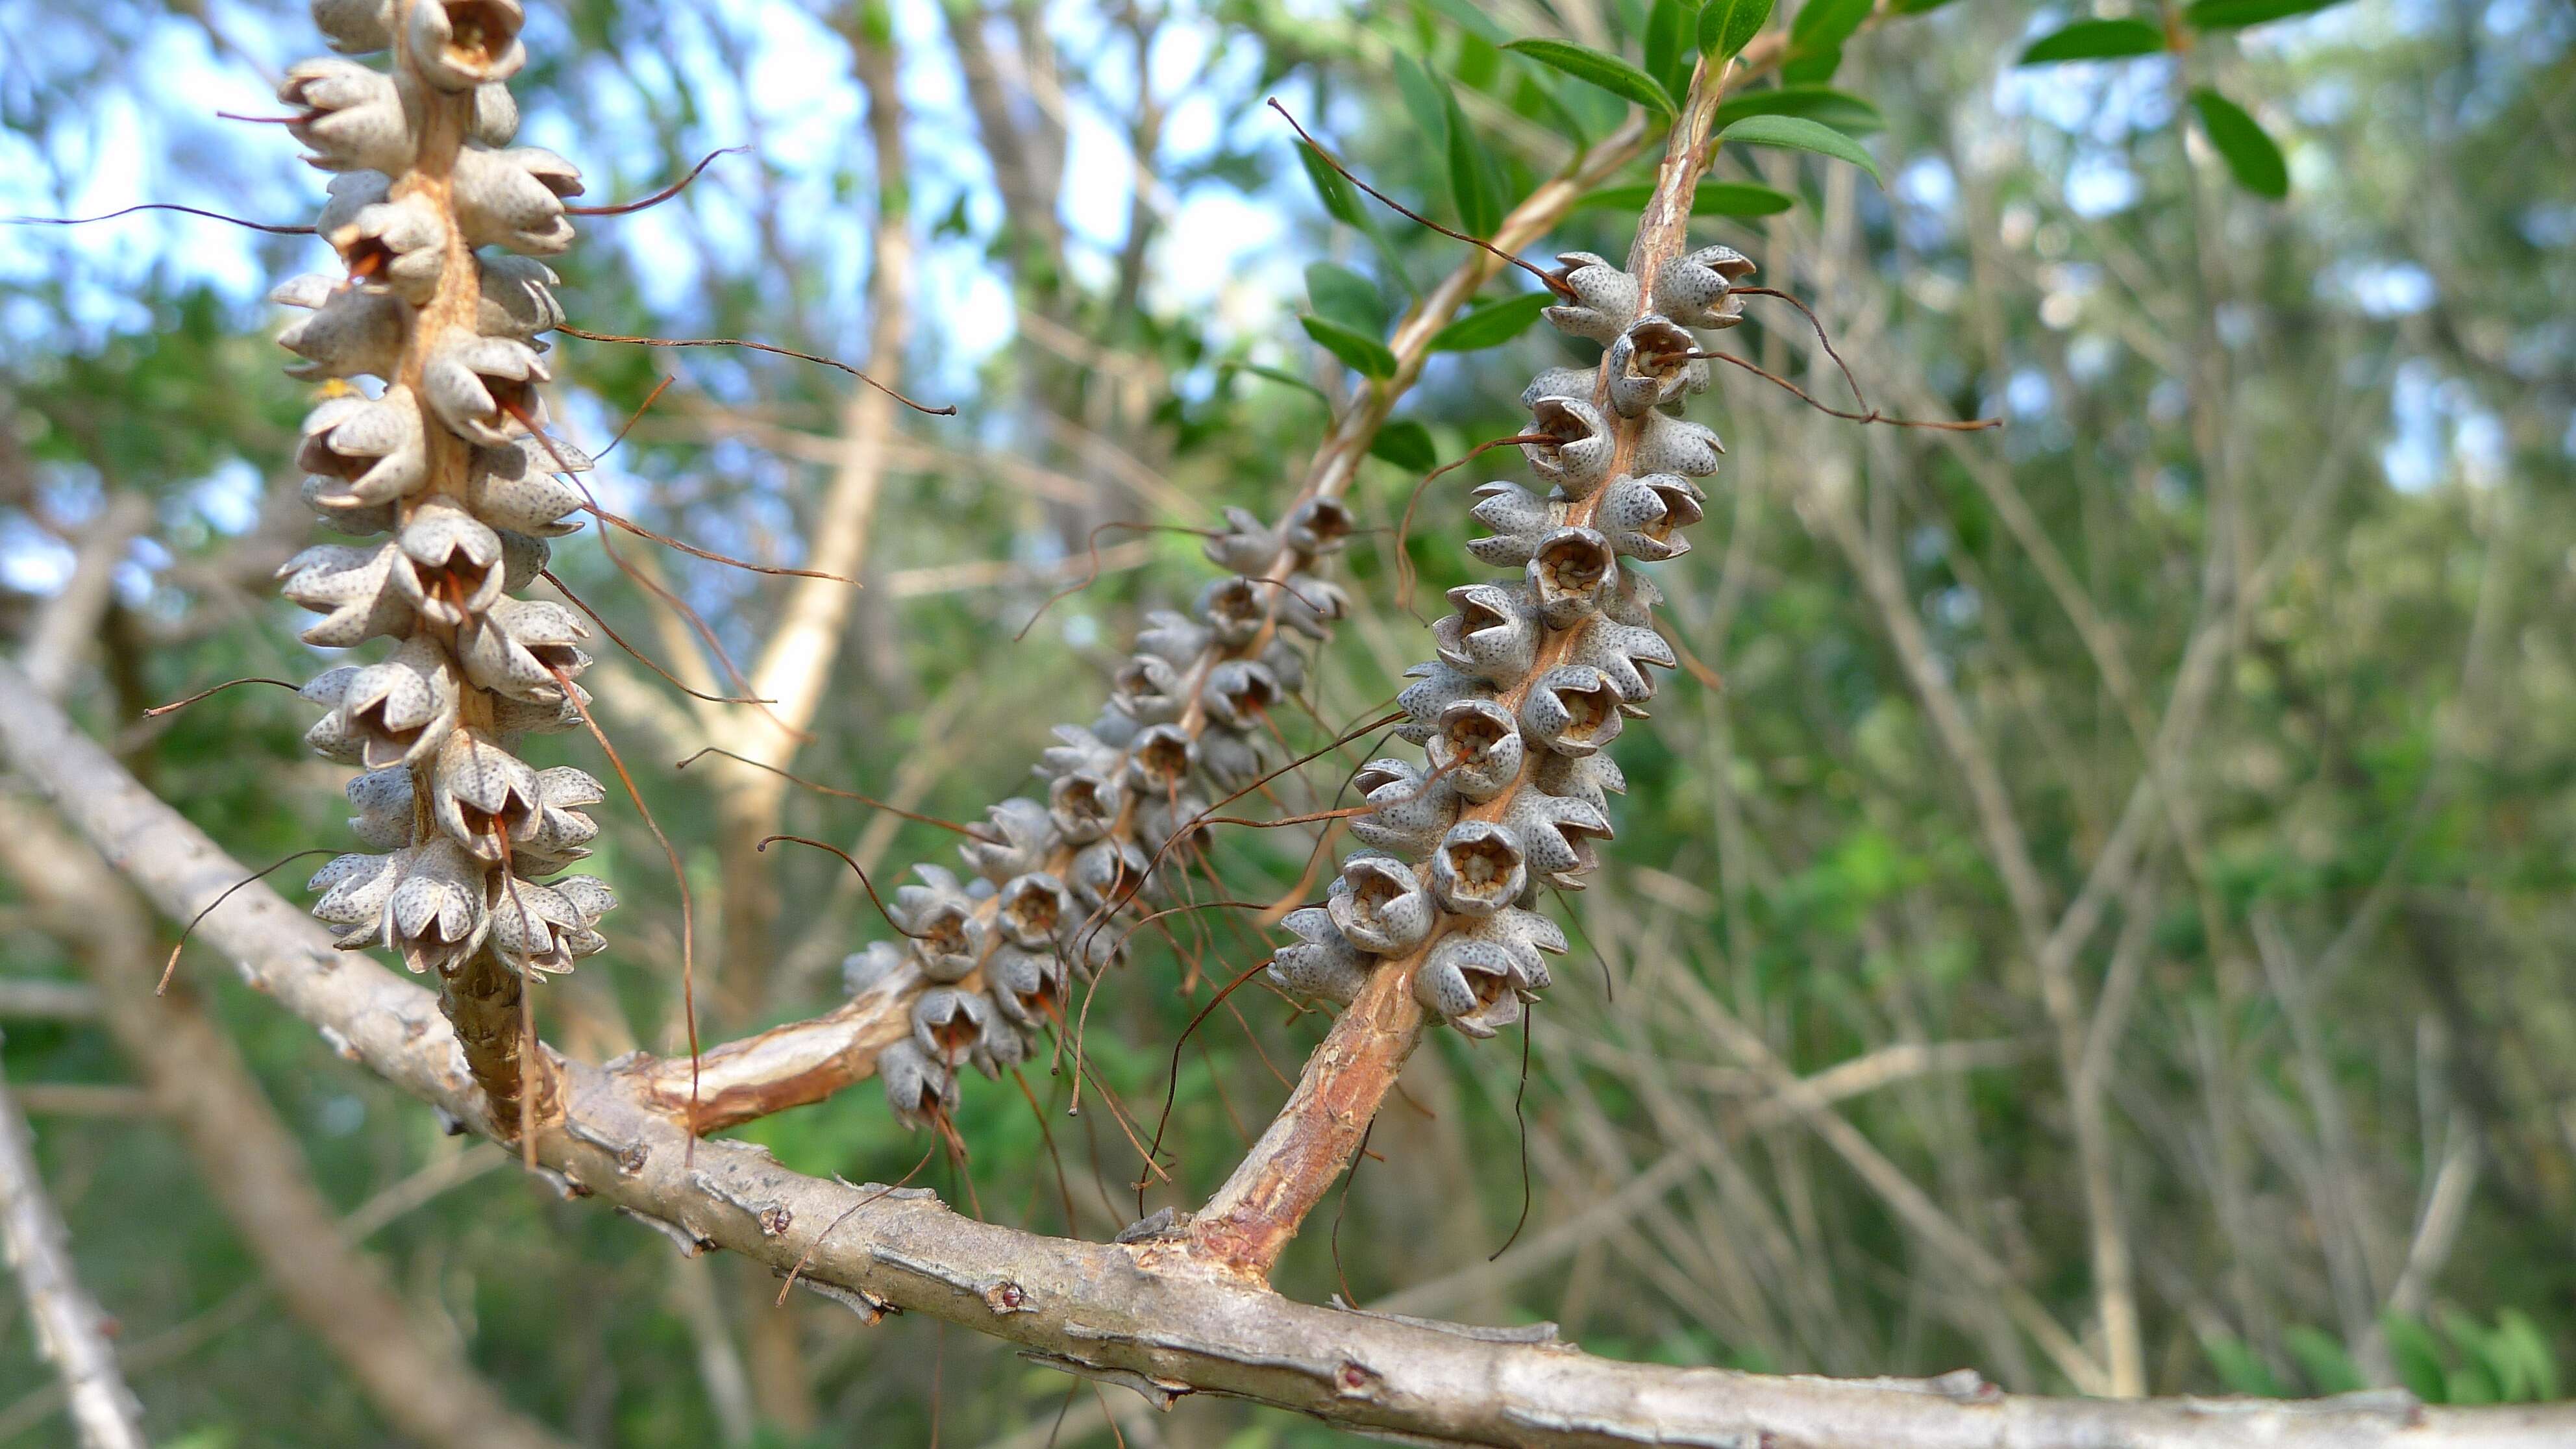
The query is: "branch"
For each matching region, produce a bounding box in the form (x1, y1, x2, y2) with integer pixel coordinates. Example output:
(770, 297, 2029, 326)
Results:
(4, 664, 2573, 1444)
(0, 1041, 145, 1449)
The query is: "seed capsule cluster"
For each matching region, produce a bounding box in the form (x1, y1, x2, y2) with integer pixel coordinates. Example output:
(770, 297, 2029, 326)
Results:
(1268, 243, 1755, 1037)
(277, 1, 617, 985)
(858, 496, 1356, 1128)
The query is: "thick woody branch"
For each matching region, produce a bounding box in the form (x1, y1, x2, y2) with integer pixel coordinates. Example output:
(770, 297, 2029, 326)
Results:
(3, 661, 2570, 1447)
(0, 1044, 145, 1449)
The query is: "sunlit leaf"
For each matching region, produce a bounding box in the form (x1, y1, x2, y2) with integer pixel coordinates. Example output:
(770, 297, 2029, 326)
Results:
(1306, 262, 1385, 334)
(2189, 86, 2288, 197)
(1698, 0, 1774, 60)
(2185, 0, 2352, 27)
(1502, 38, 1677, 118)
(1576, 179, 1796, 215)
(1300, 315, 1397, 380)
(1430, 291, 1552, 351)
(1714, 85, 1884, 134)
(2016, 18, 2168, 64)
(1718, 113, 1882, 185)
(1370, 419, 1440, 471)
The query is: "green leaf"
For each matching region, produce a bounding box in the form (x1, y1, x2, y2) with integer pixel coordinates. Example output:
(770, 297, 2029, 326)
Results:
(2185, 0, 2352, 27)
(2495, 1311, 2561, 1402)
(1784, 0, 1872, 80)
(1392, 51, 1452, 153)
(2016, 18, 2168, 64)
(1300, 315, 1397, 380)
(2283, 1327, 2365, 1396)
(1445, 90, 1504, 238)
(1218, 360, 1328, 401)
(1294, 143, 1366, 227)
(1718, 113, 1882, 185)
(1370, 419, 1441, 472)
(1430, 291, 1552, 351)
(1576, 179, 1796, 215)
(2203, 1336, 2291, 1398)
(1419, 0, 1511, 45)
(2383, 1313, 2449, 1404)
(1502, 38, 1677, 117)
(1698, 0, 1774, 60)
(1644, 0, 1698, 105)
(2188, 87, 2289, 198)
(1714, 85, 1884, 134)
(1890, 0, 1961, 11)
(1305, 262, 1385, 334)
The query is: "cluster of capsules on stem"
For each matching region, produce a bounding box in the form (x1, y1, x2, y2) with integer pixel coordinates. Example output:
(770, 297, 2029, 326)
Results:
(269, 0, 614, 1110)
(858, 497, 1356, 1128)
(1266, 240, 1755, 1036)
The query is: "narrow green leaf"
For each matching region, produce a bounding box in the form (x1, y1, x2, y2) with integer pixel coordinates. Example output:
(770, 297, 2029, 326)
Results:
(1713, 85, 1884, 134)
(1890, 0, 1962, 12)
(2203, 1336, 2291, 1398)
(1784, 0, 1871, 80)
(1445, 90, 1504, 238)
(1430, 292, 1552, 351)
(2016, 18, 2168, 64)
(1392, 51, 1451, 153)
(1219, 361, 1328, 401)
(1300, 315, 1397, 380)
(1781, 45, 1842, 84)
(2495, 1311, 2561, 1403)
(1294, 143, 1365, 227)
(1370, 419, 1441, 472)
(1697, 0, 1774, 60)
(2383, 1313, 2449, 1405)
(1305, 262, 1385, 334)
(1502, 38, 1677, 118)
(2185, 0, 2352, 27)
(2283, 1328, 2365, 1396)
(1418, 0, 1511, 45)
(2188, 86, 2288, 198)
(1718, 113, 1882, 185)
(1644, 0, 1698, 106)
(1576, 179, 1796, 215)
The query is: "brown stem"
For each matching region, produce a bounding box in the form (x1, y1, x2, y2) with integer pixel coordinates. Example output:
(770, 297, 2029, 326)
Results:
(1178, 965, 1422, 1279)
(1176, 49, 1744, 1284)
(440, 941, 556, 1137)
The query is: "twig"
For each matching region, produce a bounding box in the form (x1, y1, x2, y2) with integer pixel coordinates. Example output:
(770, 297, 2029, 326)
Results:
(0, 1053, 145, 1449)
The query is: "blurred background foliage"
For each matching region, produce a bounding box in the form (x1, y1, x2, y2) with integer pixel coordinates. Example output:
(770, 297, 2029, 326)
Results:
(2, 0, 2572, 1443)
